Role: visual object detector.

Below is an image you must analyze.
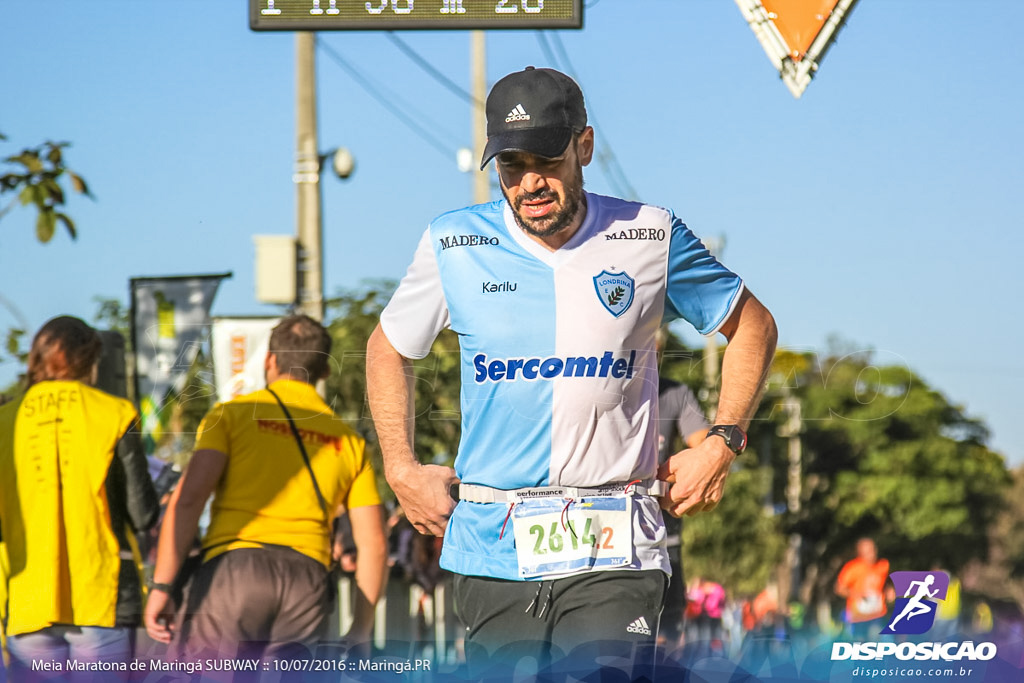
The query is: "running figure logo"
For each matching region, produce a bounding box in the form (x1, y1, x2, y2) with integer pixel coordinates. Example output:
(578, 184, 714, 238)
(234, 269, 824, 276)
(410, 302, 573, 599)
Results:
(881, 570, 950, 635)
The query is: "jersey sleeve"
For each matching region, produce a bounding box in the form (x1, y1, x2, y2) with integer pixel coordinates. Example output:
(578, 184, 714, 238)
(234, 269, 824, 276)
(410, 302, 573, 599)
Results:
(344, 450, 382, 510)
(194, 402, 230, 455)
(379, 228, 451, 360)
(664, 215, 745, 336)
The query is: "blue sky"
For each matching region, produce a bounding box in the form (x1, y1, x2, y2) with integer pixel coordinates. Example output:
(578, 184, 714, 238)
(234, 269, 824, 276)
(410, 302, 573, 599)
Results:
(1, 1, 1021, 464)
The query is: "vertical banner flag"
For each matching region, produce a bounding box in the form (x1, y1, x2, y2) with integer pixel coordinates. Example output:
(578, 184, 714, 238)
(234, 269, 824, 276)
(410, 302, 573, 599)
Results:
(210, 317, 280, 403)
(735, 0, 859, 98)
(131, 273, 231, 453)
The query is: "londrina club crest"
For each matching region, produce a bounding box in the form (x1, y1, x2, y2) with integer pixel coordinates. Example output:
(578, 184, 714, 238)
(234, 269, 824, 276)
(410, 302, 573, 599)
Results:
(593, 270, 635, 318)
(881, 570, 950, 635)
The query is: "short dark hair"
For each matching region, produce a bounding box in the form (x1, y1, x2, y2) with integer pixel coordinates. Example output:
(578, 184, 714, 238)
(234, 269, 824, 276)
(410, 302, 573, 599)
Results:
(268, 314, 332, 382)
(27, 315, 103, 386)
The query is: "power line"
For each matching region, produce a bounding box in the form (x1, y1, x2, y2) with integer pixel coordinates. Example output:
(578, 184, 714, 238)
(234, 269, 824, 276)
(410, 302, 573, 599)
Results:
(536, 30, 559, 69)
(536, 32, 640, 201)
(373, 31, 639, 199)
(550, 32, 639, 200)
(385, 33, 482, 107)
(317, 38, 459, 160)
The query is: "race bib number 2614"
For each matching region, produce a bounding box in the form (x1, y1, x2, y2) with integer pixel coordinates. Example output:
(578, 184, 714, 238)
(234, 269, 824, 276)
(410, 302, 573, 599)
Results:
(511, 496, 633, 578)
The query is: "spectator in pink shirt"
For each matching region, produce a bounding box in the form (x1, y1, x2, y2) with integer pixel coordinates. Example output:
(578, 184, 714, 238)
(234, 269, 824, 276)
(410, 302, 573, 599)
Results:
(687, 577, 726, 653)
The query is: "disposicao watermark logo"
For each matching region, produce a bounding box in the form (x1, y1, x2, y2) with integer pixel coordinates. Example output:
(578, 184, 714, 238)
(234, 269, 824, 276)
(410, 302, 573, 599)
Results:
(831, 570, 998, 663)
(882, 570, 949, 635)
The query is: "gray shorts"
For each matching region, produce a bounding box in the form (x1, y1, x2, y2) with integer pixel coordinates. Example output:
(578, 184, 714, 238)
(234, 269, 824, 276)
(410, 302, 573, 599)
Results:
(453, 569, 667, 678)
(174, 546, 331, 661)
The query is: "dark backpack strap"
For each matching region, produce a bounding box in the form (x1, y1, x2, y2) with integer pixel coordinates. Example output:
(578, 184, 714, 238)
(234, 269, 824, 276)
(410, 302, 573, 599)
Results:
(266, 388, 329, 518)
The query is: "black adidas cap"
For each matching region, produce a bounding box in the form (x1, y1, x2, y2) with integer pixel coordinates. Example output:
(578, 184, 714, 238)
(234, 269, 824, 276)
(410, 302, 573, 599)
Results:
(480, 66, 588, 170)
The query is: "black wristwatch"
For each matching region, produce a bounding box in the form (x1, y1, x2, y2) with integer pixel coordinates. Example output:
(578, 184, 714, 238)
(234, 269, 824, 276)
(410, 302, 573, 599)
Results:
(706, 424, 748, 454)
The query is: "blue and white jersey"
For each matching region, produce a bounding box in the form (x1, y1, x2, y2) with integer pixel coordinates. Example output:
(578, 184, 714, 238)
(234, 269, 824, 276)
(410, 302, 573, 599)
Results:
(380, 192, 744, 580)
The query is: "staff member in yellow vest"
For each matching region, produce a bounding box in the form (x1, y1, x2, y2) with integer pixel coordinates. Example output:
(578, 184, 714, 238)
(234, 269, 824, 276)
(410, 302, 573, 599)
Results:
(144, 314, 388, 662)
(0, 316, 159, 675)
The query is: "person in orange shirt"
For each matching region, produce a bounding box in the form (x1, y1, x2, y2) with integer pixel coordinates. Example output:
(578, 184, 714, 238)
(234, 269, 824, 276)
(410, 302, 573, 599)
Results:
(835, 538, 891, 640)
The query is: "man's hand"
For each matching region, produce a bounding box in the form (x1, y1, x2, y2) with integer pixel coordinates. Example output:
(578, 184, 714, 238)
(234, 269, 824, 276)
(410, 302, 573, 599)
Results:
(143, 589, 177, 644)
(657, 436, 735, 517)
(368, 325, 457, 537)
(387, 461, 459, 537)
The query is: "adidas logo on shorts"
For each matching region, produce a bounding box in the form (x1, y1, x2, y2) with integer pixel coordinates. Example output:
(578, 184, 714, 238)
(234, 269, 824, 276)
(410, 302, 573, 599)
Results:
(505, 104, 531, 122)
(626, 616, 652, 636)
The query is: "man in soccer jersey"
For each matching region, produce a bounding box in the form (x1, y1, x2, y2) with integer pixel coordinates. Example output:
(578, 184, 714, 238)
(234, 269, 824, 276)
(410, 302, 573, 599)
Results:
(367, 67, 777, 674)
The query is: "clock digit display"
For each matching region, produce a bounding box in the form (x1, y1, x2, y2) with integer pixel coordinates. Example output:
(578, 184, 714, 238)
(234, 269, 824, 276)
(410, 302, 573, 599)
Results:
(251, 0, 582, 30)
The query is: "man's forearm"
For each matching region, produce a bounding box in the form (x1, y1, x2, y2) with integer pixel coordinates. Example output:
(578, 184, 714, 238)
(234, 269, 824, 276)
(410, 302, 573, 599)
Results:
(151, 449, 225, 586)
(366, 325, 418, 479)
(366, 325, 458, 537)
(715, 294, 778, 430)
(347, 504, 388, 640)
(152, 487, 204, 585)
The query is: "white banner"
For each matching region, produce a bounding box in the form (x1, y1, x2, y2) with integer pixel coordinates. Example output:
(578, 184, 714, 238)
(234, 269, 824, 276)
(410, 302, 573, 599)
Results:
(131, 273, 230, 451)
(210, 316, 279, 403)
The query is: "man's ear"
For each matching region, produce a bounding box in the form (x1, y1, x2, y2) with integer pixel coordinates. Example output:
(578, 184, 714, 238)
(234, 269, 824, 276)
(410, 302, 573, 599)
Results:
(577, 126, 595, 167)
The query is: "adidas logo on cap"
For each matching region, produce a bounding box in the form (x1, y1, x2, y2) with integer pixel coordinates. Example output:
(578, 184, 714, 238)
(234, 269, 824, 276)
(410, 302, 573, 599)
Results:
(505, 104, 531, 123)
(626, 616, 652, 636)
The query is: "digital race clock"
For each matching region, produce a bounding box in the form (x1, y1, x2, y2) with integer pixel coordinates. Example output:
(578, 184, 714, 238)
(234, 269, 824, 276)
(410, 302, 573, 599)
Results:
(250, 0, 583, 31)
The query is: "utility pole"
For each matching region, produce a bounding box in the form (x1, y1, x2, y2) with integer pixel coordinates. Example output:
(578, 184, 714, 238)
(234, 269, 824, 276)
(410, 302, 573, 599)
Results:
(471, 31, 489, 205)
(703, 237, 723, 417)
(779, 394, 803, 603)
(295, 32, 324, 321)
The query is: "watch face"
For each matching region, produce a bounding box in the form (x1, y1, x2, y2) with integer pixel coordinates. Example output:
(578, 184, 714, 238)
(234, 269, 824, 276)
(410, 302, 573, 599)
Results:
(727, 425, 747, 453)
(710, 425, 746, 454)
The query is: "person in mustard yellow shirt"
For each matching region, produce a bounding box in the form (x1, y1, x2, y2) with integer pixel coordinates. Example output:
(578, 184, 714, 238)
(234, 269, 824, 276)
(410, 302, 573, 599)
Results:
(0, 316, 159, 676)
(144, 314, 387, 662)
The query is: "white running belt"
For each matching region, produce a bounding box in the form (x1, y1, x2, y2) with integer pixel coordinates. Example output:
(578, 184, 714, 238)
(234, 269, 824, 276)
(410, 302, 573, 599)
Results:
(457, 480, 668, 504)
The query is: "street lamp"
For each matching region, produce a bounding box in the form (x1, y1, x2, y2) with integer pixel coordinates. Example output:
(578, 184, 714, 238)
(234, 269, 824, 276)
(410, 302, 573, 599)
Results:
(257, 145, 354, 313)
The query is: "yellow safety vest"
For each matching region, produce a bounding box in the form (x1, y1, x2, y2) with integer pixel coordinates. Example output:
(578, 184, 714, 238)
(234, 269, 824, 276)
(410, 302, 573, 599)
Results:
(0, 381, 137, 637)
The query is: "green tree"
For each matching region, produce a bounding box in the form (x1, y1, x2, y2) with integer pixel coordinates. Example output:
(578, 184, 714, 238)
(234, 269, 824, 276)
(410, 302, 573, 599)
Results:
(759, 347, 1010, 612)
(681, 457, 787, 596)
(657, 328, 789, 597)
(1, 132, 92, 242)
(659, 340, 1009, 612)
(2, 328, 28, 374)
(0, 293, 29, 392)
(966, 465, 1024, 612)
(93, 296, 131, 349)
(323, 282, 461, 503)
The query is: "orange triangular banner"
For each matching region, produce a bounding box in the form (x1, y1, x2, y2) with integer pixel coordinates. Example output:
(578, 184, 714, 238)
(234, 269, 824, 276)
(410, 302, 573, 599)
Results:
(761, 0, 840, 61)
(735, 0, 859, 97)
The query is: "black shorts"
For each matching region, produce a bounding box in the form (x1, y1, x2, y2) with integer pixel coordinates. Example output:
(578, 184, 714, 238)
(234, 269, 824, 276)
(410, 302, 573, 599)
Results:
(453, 569, 667, 679)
